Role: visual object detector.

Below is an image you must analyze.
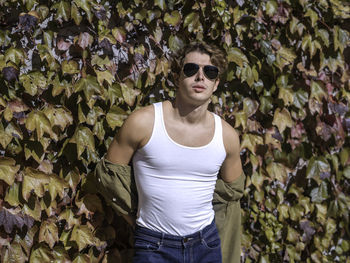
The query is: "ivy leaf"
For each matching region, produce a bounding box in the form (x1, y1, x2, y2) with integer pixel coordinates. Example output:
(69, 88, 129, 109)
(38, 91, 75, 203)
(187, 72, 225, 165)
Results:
(310, 81, 327, 102)
(272, 108, 293, 133)
(310, 181, 329, 203)
(168, 35, 185, 53)
(0, 207, 34, 234)
(95, 69, 115, 86)
(78, 32, 93, 49)
(0, 157, 20, 186)
(266, 162, 288, 184)
(52, 1, 71, 22)
(73, 254, 91, 263)
(62, 60, 79, 74)
(4, 182, 21, 206)
(112, 27, 126, 44)
(227, 47, 249, 67)
(74, 75, 104, 101)
(164, 11, 181, 26)
(306, 157, 331, 185)
(29, 244, 55, 263)
(25, 110, 55, 140)
(240, 134, 263, 154)
(275, 47, 296, 71)
(46, 174, 69, 201)
(22, 167, 50, 201)
(59, 208, 81, 229)
(5, 48, 25, 66)
(70, 225, 95, 251)
(266, 0, 278, 17)
(39, 220, 59, 248)
(184, 12, 201, 33)
(1, 242, 27, 263)
(154, 0, 166, 10)
(19, 71, 47, 96)
(293, 89, 309, 109)
(70, 126, 95, 158)
(43, 106, 73, 131)
(106, 106, 128, 129)
(287, 226, 300, 243)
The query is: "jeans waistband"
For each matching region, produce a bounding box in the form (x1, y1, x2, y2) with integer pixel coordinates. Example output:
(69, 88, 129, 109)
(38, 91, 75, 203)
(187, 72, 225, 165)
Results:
(134, 220, 217, 247)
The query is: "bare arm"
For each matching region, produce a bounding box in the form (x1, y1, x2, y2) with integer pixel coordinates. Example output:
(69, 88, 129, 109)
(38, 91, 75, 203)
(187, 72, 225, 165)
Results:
(220, 120, 243, 183)
(105, 106, 154, 226)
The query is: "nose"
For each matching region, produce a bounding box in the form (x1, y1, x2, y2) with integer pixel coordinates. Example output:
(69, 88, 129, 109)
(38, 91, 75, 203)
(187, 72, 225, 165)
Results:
(195, 67, 205, 81)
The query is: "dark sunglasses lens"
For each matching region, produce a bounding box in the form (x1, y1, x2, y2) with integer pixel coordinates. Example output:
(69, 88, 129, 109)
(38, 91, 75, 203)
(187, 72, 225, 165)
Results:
(183, 63, 199, 77)
(204, 65, 219, 79)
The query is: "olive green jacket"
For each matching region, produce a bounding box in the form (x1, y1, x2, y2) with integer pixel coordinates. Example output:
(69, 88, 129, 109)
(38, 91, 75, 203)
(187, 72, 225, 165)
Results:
(95, 157, 245, 263)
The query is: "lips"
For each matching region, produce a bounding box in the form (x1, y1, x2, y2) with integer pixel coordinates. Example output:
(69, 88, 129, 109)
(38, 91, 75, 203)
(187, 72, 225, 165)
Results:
(192, 85, 206, 91)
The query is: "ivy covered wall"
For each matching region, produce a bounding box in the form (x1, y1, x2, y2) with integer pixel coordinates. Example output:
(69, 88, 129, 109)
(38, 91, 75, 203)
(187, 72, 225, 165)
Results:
(0, 0, 349, 262)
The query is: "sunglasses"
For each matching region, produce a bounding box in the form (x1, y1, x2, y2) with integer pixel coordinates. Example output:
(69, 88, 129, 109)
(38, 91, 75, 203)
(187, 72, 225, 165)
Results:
(183, 63, 219, 80)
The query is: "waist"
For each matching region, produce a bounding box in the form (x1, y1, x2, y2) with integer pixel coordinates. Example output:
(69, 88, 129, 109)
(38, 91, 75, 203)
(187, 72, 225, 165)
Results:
(134, 219, 218, 248)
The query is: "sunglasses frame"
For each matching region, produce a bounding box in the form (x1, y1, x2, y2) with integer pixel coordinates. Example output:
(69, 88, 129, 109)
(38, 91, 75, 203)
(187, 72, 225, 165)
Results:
(182, 63, 219, 80)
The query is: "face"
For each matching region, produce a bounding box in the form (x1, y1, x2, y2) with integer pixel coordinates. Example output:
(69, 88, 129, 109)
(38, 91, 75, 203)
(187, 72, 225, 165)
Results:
(177, 51, 219, 105)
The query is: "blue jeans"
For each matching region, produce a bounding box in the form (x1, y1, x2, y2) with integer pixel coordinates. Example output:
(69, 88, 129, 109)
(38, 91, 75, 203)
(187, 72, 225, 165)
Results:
(133, 220, 222, 263)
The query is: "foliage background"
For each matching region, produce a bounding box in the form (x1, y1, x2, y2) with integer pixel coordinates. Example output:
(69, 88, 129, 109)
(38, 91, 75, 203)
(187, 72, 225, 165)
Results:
(0, 0, 350, 262)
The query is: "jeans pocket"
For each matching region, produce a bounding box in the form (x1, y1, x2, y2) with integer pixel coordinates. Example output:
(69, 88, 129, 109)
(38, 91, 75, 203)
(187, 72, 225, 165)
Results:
(134, 238, 162, 252)
(201, 236, 221, 250)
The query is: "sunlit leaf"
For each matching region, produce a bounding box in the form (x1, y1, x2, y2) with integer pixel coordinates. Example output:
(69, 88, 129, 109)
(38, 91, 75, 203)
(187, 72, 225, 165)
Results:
(70, 126, 95, 158)
(272, 108, 293, 133)
(70, 225, 95, 251)
(0, 157, 20, 186)
(106, 106, 128, 129)
(22, 167, 50, 201)
(227, 47, 249, 67)
(39, 220, 59, 249)
(25, 110, 56, 140)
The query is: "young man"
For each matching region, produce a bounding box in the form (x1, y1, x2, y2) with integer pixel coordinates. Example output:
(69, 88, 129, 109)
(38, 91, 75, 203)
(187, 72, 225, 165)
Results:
(105, 42, 243, 263)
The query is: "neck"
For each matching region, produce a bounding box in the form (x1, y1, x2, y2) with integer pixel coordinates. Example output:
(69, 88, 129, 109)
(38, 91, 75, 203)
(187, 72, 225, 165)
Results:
(171, 97, 210, 124)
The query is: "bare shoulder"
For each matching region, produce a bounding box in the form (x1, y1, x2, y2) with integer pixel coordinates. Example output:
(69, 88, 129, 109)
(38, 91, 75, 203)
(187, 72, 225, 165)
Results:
(221, 118, 240, 154)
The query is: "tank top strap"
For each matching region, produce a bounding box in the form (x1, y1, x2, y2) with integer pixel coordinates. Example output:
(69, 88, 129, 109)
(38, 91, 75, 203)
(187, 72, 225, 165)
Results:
(212, 114, 224, 146)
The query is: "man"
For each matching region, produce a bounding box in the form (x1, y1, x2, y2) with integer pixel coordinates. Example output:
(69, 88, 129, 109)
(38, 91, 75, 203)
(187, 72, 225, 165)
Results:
(104, 41, 243, 263)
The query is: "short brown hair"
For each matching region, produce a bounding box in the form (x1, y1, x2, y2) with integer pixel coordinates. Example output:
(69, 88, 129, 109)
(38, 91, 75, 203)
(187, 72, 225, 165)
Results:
(172, 41, 227, 79)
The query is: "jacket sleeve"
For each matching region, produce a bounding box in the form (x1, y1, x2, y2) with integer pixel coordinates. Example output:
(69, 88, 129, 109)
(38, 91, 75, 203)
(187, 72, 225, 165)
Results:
(94, 157, 138, 216)
(213, 172, 246, 263)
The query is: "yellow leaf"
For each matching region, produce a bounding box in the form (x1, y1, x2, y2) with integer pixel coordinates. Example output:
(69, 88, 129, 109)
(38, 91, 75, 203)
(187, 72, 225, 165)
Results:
(272, 108, 293, 133)
(0, 157, 20, 185)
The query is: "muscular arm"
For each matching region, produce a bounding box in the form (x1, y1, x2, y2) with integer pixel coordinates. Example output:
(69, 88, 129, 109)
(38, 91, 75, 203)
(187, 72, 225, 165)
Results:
(220, 120, 243, 183)
(105, 106, 154, 225)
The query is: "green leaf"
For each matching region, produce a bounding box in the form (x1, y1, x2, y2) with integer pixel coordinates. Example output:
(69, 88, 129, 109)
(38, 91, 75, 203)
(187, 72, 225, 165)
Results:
(70, 126, 95, 158)
(59, 208, 81, 229)
(73, 0, 93, 23)
(275, 47, 296, 71)
(227, 47, 249, 67)
(305, 9, 318, 27)
(106, 106, 128, 129)
(287, 226, 300, 243)
(43, 106, 73, 131)
(310, 80, 327, 102)
(25, 110, 56, 140)
(52, 1, 71, 22)
(266, 162, 288, 184)
(0, 157, 20, 185)
(29, 244, 54, 263)
(22, 168, 50, 201)
(73, 254, 91, 263)
(112, 27, 126, 43)
(62, 60, 79, 74)
(168, 35, 185, 53)
(240, 134, 263, 154)
(316, 29, 330, 47)
(74, 75, 104, 101)
(47, 174, 69, 201)
(39, 220, 59, 249)
(5, 182, 21, 206)
(1, 242, 27, 263)
(19, 71, 47, 96)
(183, 12, 201, 33)
(311, 181, 329, 203)
(164, 11, 181, 26)
(293, 89, 308, 109)
(266, 0, 278, 16)
(70, 225, 95, 251)
(5, 47, 25, 66)
(154, 0, 166, 10)
(234, 111, 247, 130)
(272, 108, 293, 133)
(306, 156, 331, 184)
(71, 2, 82, 25)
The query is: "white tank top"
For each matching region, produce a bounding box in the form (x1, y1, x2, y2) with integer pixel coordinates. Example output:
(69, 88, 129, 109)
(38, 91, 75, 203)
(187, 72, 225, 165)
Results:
(132, 102, 227, 236)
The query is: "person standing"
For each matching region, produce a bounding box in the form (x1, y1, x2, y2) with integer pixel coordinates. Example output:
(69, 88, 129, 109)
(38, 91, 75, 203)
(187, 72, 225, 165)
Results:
(104, 41, 243, 263)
